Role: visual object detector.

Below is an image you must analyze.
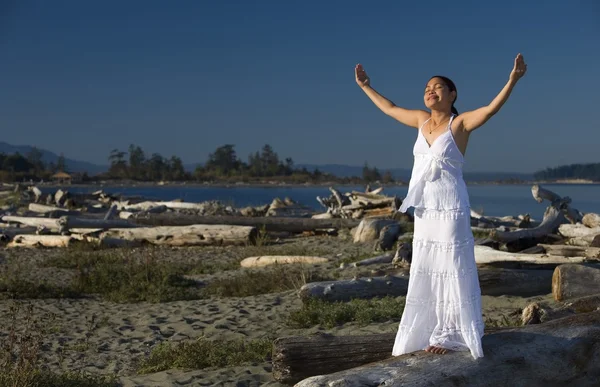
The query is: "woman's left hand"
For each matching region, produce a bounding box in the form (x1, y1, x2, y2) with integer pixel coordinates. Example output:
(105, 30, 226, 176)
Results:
(510, 53, 527, 82)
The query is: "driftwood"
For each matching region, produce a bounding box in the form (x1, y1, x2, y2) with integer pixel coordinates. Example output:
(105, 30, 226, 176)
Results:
(28, 203, 79, 215)
(552, 264, 600, 301)
(132, 213, 360, 233)
(272, 333, 397, 384)
(539, 244, 600, 258)
(59, 216, 137, 232)
(115, 200, 207, 211)
(317, 186, 399, 219)
(299, 276, 409, 303)
(299, 268, 552, 304)
(7, 234, 76, 248)
(491, 185, 582, 247)
(293, 312, 600, 387)
(558, 223, 600, 238)
(473, 245, 594, 266)
(491, 206, 564, 244)
(340, 253, 393, 269)
(99, 224, 258, 246)
(522, 293, 600, 325)
(240, 256, 328, 268)
(1, 216, 61, 232)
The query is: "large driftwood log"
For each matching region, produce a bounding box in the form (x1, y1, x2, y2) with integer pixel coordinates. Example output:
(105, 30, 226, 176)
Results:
(272, 333, 396, 384)
(7, 235, 76, 248)
(240, 256, 329, 268)
(532, 184, 583, 222)
(558, 223, 600, 238)
(132, 213, 360, 233)
(299, 276, 409, 303)
(1, 216, 60, 232)
(292, 311, 600, 387)
(491, 206, 564, 244)
(115, 200, 207, 211)
(100, 225, 258, 246)
(28, 203, 79, 216)
(474, 245, 593, 266)
(58, 216, 138, 232)
(552, 264, 600, 301)
(299, 268, 552, 303)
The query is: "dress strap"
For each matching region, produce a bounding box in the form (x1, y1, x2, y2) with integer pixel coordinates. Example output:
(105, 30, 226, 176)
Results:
(447, 114, 456, 131)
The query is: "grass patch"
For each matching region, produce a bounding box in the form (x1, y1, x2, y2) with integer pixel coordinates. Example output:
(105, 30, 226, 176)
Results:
(202, 264, 337, 298)
(287, 297, 405, 329)
(0, 301, 117, 387)
(35, 248, 204, 303)
(71, 249, 203, 303)
(137, 336, 273, 374)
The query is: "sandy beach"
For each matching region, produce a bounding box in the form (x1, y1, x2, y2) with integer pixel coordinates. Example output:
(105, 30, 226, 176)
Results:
(0, 235, 559, 386)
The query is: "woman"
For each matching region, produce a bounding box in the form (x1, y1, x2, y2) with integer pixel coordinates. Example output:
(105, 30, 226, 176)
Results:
(355, 54, 527, 359)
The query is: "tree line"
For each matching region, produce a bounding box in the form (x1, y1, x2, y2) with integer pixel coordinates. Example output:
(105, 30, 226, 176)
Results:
(533, 163, 600, 182)
(0, 148, 71, 182)
(0, 142, 394, 183)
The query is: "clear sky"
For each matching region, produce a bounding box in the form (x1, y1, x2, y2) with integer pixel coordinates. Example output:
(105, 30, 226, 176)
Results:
(1, 0, 599, 172)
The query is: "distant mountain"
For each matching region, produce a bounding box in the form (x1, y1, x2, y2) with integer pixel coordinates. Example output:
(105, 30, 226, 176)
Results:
(0, 142, 108, 174)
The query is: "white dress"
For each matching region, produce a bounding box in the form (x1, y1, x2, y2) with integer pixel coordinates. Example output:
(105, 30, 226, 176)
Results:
(392, 114, 484, 359)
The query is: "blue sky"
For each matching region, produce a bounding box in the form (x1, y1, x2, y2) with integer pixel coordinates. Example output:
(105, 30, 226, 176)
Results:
(0, 0, 598, 172)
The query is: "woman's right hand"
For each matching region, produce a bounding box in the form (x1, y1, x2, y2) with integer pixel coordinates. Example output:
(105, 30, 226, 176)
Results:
(355, 64, 370, 88)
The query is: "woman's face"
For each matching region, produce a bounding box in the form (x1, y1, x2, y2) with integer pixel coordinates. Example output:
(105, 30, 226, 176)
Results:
(424, 77, 455, 110)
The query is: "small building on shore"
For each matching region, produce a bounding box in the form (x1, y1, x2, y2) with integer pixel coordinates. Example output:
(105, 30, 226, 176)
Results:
(51, 171, 72, 185)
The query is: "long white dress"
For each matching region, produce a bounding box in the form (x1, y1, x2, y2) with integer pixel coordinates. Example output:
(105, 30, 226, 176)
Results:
(392, 114, 484, 359)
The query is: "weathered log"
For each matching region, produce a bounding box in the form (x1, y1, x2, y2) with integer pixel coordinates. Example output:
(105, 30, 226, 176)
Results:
(292, 311, 600, 387)
(272, 333, 396, 384)
(559, 223, 600, 238)
(59, 216, 138, 232)
(582, 213, 600, 228)
(392, 242, 412, 266)
(474, 245, 593, 266)
(566, 234, 597, 246)
(539, 244, 600, 258)
(300, 268, 552, 304)
(340, 254, 393, 269)
(353, 219, 399, 243)
(491, 206, 565, 244)
(552, 264, 600, 301)
(132, 213, 360, 233)
(299, 276, 409, 303)
(7, 234, 76, 248)
(532, 184, 583, 223)
(1, 216, 60, 231)
(28, 203, 77, 215)
(100, 224, 257, 246)
(240, 256, 329, 268)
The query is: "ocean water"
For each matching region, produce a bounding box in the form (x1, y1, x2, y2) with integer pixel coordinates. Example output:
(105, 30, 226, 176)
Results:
(58, 183, 600, 220)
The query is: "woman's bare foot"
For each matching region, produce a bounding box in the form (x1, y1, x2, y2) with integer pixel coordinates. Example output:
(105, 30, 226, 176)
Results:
(425, 345, 450, 354)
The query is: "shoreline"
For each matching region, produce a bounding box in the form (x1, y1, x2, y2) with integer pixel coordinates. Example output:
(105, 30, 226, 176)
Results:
(17, 179, 600, 190)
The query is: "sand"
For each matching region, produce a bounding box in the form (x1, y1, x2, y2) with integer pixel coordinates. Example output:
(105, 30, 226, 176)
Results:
(0, 235, 559, 386)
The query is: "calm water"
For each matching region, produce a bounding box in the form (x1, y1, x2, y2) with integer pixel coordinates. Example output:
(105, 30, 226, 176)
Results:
(59, 183, 600, 220)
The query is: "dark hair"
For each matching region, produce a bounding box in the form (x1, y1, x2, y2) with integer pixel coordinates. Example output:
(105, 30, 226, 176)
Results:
(429, 75, 458, 115)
